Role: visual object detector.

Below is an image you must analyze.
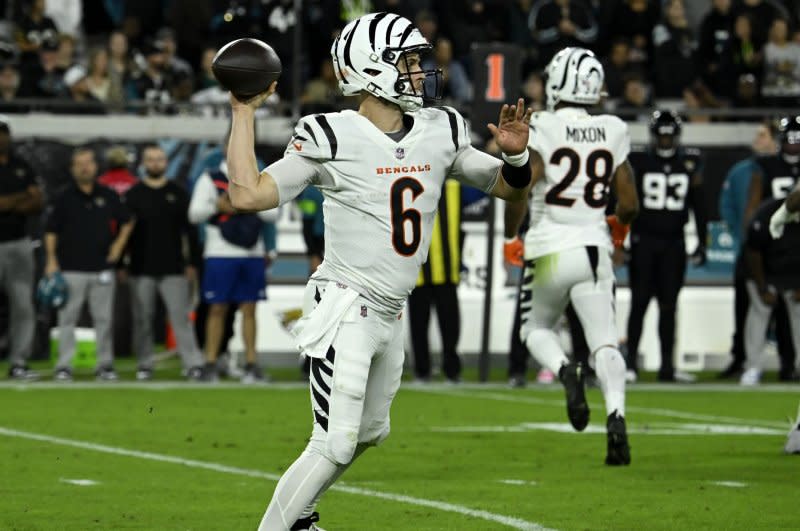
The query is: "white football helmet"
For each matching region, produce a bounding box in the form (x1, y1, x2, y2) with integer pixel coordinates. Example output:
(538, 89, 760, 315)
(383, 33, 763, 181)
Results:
(544, 47, 605, 110)
(331, 12, 441, 112)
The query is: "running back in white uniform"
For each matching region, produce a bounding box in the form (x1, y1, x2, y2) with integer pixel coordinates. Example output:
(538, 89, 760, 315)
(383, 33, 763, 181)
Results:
(525, 108, 630, 259)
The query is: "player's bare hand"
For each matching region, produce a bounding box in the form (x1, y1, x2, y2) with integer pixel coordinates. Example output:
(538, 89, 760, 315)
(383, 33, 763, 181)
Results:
(487, 98, 533, 157)
(229, 81, 278, 111)
(760, 289, 778, 306)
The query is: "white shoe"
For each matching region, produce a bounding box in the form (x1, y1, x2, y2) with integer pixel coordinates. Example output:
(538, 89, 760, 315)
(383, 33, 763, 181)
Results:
(673, 370, 696, 383)
(785, 403, 800, 454)
(740, 367, 761, 386)
(625, 369, 638, 383)
(536, 368, 555, 384)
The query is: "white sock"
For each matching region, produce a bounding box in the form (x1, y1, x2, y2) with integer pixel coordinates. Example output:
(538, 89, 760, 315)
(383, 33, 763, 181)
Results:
(593, 346, 626, 417)
(524, 328, 569, 375)
(258, 448, 341, 531)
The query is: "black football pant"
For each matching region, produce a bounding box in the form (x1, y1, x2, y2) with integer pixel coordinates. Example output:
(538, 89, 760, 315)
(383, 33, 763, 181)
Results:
(409, 283, 461, 380)
(626, 234, 686, 377)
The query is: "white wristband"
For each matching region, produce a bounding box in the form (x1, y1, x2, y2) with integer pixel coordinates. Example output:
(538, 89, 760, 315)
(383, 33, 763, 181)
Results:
(501, 149, 530, 167)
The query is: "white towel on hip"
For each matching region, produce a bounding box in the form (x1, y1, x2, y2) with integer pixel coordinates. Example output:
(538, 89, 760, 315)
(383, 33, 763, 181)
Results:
(292, 282, 360, 359)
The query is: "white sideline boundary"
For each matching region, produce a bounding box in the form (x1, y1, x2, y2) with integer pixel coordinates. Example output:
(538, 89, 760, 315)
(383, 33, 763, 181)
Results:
(0, 426, 554, 531)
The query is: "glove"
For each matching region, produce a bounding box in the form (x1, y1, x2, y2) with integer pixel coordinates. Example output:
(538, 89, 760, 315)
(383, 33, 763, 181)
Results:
(503, 236, 524, 267)
(690, 246, 707, 267)
(769, 202, 800, 239)
(606, 215, 630, 248)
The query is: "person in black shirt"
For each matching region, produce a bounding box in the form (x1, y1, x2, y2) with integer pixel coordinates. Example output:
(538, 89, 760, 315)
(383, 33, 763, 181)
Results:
(626, 110, 707, 382)
(44, 147, 133, 381)
(740, 198, 800, 385)
(125, 144, 203, 381)
(0, 116, 43, 379)
(743, 115, 800, 380)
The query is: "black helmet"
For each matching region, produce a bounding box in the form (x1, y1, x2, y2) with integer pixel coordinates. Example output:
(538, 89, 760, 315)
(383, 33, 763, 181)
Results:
(778, 115, 800, 158)
(650, 109, 681, 156)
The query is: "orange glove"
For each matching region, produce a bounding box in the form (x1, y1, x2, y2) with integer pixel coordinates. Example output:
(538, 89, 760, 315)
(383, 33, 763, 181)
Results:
(606, 215, 630, 248)
(504, 236, 524, 267)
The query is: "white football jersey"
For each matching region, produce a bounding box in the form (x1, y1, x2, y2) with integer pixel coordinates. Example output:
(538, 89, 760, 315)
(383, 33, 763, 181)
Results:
(269, 107, 501, 314)
(525, 107, 630, 259)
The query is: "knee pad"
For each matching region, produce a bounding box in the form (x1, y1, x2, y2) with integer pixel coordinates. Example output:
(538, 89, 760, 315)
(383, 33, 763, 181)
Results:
(366, 422, 391, 447)
(326, 428, 359, 465)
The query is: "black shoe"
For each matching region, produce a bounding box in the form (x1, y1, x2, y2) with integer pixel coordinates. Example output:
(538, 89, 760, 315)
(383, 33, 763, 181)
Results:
(241, 363, 267, 384)
(8, 364, 40, 381)
(559, 362, 589, 431)
(185, 366, 204, 381)
(605, 411, 631, 466)
(135, 367, 153, 381)
(53, 367, 72, 382)
(508, 374, 527, 388)
(201, 362, 218, 382)
(718, 361, 744, 379)
(778, 369, 800, 382)
(291, 511, 323, 530)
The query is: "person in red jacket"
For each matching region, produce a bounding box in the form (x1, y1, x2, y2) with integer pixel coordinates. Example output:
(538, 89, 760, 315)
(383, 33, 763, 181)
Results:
(97, 145, 137, 196)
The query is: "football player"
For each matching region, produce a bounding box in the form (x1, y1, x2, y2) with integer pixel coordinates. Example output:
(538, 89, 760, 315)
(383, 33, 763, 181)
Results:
(225, 12, 534, 531)
(625, 110, 707, 382)
(506, 47, 639, 465)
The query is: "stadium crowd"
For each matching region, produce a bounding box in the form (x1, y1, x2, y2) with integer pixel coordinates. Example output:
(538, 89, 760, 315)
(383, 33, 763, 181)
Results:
(1, 0, 800, 386)
(0, 0, 799, 116)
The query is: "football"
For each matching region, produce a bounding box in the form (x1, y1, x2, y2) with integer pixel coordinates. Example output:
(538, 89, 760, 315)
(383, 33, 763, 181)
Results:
(211, 38, 282, 101)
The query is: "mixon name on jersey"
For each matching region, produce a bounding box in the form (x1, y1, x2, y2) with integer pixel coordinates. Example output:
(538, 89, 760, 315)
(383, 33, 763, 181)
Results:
(566, 126, 606, 142)
(375, 164, 432, 175)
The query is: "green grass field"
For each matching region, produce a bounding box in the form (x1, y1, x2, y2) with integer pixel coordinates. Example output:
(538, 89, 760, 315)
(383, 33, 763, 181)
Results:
(1, 366, 798, 531)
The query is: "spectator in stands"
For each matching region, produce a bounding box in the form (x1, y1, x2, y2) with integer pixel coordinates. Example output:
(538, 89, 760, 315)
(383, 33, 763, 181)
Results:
(18, 36, 65, 98)
(606, 0, 661, 68)
(733, 72, 761, 108)
(106, 30, 130, 108)
(718, 121, 778, 378)
(61, 64, 105, 114)
(521, 71, 546, 111)
(300, 58, 342, 113)
(602, 37, 639, 98)
(15, 0, 59, 69)
(697, 0, 737, 99)
(761, 18, 800, 104)
(156, 27, 193, 86)
(617, 75, 651, 120)
(125, 144, 204, 381)
(437, 0, 507, 63)
(85, 46, 110, 102)
(196, 47, 218, 91)
(529, 0, 598, 66)
(0, 116, 43, 380)
(0, 62, 23, 113)
(409, 179, 463, 384)
(731, 14, 763, 80)
(732, 0, 784, 50)
(422, 37, 471, 103)
(652, 0, 697, 98)
(508, 0, 538, 70)
(126, 38, 172, 110)
(97, 145, 137, 195)
(188, 147, 277, 383)
(45, 147, 133, 381)
(682, 80, 722, 123)
(740, 197, 800, 385)
(415, 9, 439, 44)
(54, 33, 75, 71)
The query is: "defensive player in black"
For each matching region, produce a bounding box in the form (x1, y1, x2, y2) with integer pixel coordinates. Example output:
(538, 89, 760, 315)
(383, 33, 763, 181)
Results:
(626, 110, 707, 382)
(742, 115, 800, 380)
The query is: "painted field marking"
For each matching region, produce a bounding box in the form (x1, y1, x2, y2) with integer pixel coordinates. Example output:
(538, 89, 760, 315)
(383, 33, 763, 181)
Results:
(430, 422, 785, 436)
(0, 426, 555, 531)
(499, 479, 538, 486)
(711, 481, 747, 488)
(413, 388, 790, 430)
(59, 478, 100, 486)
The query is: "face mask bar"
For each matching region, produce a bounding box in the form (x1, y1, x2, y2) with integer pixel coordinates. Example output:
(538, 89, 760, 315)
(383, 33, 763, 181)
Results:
(384, 45, 443, 103)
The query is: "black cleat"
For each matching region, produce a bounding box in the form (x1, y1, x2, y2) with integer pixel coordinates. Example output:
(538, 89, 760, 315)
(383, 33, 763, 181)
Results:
(559, 362, 589, 431)
(605, 411, 631, 466)
(291, 511, 325, 530)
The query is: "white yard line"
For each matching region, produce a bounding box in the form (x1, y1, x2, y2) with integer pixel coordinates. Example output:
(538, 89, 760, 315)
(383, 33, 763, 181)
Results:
(0, 426, 554, 531)
(710, 481, 748, 488)
(411, 389, 790, 429)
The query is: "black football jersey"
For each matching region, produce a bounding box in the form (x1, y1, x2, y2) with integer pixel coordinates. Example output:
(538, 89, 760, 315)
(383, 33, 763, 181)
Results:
(755, 154, 800, 200)
(628, 147, 703, 238)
